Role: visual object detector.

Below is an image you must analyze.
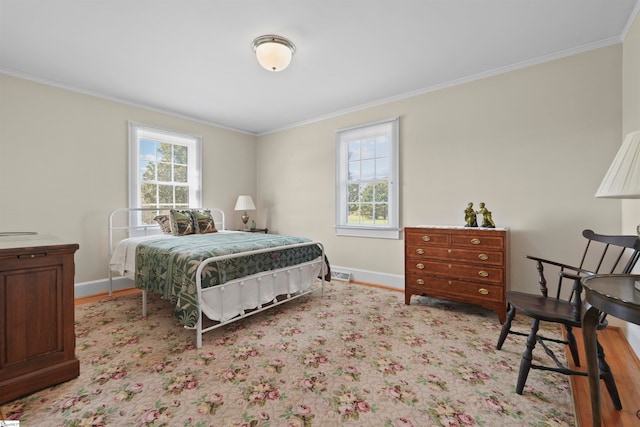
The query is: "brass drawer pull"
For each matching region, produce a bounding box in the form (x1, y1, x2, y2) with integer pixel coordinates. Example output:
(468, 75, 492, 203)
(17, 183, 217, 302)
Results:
(471, 238, 481, 245)
(478, 288, 489, 295)
(478, 253, 488, 261)
(478, 270, 489, 277)
(416, 248, 425, 255)
(416, 279, 424, 285)
(416, 263, 425, 269)
(421, 235, 431, 242)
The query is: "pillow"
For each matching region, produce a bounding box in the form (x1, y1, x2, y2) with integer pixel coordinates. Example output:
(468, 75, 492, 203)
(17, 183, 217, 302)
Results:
(154, 214, 172, 234)
(191, 209, 217, 234)
(169, 209, 196, 236)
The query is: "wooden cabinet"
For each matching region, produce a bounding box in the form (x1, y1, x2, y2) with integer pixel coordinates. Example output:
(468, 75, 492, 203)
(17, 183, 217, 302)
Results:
(404, 226, 508, 323)
(0, 236, 79, 404)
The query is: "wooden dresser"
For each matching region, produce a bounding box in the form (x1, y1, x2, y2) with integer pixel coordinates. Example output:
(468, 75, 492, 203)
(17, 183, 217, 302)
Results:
(404, 226, 508, 323)
(0, 235, 79, 404)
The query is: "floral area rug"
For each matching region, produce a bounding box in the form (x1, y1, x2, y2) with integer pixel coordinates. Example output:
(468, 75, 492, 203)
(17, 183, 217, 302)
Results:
(2, 281, 575, 426)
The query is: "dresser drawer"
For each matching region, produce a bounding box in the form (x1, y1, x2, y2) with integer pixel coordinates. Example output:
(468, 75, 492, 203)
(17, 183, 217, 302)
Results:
(404, 229, 450, 247)
(406, 259, 504, 284)
(450, 233, 504, 250)
(406, 273, 504, 304)
(405, 245, 504, 267)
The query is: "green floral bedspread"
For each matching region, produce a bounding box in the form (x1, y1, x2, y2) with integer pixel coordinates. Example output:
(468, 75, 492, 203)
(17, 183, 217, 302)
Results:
(135, 232, 324, 327)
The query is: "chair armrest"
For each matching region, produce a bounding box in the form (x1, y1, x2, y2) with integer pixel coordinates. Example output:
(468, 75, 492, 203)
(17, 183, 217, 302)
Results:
(558, 270, 593, 281)
(525, 255, 591, 298)
(525, 255, 582, 272)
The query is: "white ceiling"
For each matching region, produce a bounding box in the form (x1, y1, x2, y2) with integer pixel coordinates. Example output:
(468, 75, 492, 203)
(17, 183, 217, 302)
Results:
(1, 1, 638, 135)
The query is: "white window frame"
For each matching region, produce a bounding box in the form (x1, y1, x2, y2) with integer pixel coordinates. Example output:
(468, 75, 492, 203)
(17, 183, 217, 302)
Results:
(335, 117, 400, 239)
(128, 122, 202, 227)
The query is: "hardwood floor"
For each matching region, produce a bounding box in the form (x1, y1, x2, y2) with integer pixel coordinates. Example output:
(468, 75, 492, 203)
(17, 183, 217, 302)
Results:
(75, 288, 142, 305)
(76, 287, 640, 426)
(569, 327, 640, 426)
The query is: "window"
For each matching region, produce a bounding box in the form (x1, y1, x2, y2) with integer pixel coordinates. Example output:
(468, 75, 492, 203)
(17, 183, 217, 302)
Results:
(128, 122, 202, 226)
(335, 117, 400, 239)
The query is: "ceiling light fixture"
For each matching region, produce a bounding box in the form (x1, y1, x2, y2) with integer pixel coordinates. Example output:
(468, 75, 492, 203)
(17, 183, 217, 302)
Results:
(252, 35, 296, 72)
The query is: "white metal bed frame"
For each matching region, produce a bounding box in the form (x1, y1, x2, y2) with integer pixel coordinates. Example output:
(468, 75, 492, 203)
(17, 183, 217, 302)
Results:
(108, 207, 326, 348)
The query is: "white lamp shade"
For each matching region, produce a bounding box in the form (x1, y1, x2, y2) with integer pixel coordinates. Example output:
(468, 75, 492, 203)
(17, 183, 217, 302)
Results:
(595, 131, 640, 198)
(234, 195, 256, 211)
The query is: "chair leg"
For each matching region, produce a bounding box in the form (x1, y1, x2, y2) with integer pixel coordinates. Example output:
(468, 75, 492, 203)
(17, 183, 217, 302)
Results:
(597, 339, 622, 410)
(496, 304, 516, 350)
(516, 318, 540, 395)
(564, 325, 580, 367)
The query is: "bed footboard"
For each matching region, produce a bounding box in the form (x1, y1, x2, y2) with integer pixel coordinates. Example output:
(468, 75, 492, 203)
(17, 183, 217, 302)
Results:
(191, 241, 326, 348)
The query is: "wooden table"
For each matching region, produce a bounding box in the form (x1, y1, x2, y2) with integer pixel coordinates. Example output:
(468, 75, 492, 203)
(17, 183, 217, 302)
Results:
(581, 274, 640, 427)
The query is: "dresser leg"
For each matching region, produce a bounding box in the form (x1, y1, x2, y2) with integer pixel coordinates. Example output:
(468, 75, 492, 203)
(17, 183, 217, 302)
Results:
(497, 307, 507, 324)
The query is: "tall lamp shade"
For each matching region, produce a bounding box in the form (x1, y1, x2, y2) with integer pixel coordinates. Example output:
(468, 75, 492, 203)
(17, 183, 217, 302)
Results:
(595, 131, 640, 198)
(234, 195, 256, 230)
(595, 130, 640, 291)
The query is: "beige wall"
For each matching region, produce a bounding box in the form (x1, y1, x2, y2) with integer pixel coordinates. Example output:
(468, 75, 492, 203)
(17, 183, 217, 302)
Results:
(0, 74, 257, 283)
(257, 45, 624, 293)
(621, 11, 640, 354)
(0, 23, 635, 348)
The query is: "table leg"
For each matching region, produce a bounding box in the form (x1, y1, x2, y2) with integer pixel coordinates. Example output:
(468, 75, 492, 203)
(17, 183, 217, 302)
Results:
(582, 305, 602, 427)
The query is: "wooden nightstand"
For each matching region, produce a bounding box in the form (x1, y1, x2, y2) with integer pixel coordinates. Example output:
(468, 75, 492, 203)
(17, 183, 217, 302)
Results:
(237, 228, 268, 234)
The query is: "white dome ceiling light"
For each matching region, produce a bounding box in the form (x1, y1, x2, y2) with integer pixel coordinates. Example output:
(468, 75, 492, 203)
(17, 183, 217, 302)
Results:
(252, 35, 296, 72)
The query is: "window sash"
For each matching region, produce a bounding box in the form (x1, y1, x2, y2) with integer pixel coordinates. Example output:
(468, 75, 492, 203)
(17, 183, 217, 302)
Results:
(128, 122, 202, 226)
(335, 117, 400, 239)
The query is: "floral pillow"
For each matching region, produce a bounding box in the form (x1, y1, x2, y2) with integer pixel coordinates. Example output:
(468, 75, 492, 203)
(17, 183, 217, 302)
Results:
(154, 214, 172, 234)
(169, 209, 195, 236)
(191, 209, 217, 234)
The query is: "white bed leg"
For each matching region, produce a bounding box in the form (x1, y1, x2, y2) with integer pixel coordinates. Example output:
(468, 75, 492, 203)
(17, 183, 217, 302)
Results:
(196, 315, 203, 349)
(142, 290, 147, 317)
(108, 269, 113, 297)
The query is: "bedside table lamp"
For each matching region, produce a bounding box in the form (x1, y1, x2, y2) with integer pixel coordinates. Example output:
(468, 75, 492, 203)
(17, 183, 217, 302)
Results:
(595, 130, 640, 290)
(234, 195, 256, 230)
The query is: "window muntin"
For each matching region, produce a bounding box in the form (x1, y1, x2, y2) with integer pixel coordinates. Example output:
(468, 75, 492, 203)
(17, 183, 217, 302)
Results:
(335, 118, 399, 239)
(129, 122, 202, 226)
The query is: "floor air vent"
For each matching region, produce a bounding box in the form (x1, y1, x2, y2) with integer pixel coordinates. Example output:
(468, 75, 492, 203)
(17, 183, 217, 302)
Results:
(330, 270, 351, 282)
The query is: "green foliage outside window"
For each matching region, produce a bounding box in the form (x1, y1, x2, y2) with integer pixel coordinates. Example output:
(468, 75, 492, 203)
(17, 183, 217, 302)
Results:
(139, 140, 190, 224)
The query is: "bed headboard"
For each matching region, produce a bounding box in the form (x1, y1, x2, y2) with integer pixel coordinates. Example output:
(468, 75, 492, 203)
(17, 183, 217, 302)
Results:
(108, 207, 226, 254)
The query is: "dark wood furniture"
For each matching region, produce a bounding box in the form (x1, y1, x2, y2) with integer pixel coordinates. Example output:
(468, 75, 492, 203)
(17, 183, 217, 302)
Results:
(404, 226, 508, 323)
(0, 236, 79, 404)
(581, 274, 640, 427)
(496, 229, 640, 405)
(238, 228, 268, 234)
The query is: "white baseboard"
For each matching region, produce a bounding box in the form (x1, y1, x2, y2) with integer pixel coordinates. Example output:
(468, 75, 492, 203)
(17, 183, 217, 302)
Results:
(75, 267, 404, 299)
(74, 277, 135, 298)
(330, 265, 404, 290)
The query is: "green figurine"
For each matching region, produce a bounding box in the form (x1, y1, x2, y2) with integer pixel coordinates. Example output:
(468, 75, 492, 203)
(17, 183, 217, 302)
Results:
(464, 202, 478, 227)
(476, 202, 495, 228)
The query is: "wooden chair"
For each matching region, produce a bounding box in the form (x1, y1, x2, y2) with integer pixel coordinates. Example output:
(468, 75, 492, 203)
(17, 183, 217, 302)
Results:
(496, 229, 640, 408)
